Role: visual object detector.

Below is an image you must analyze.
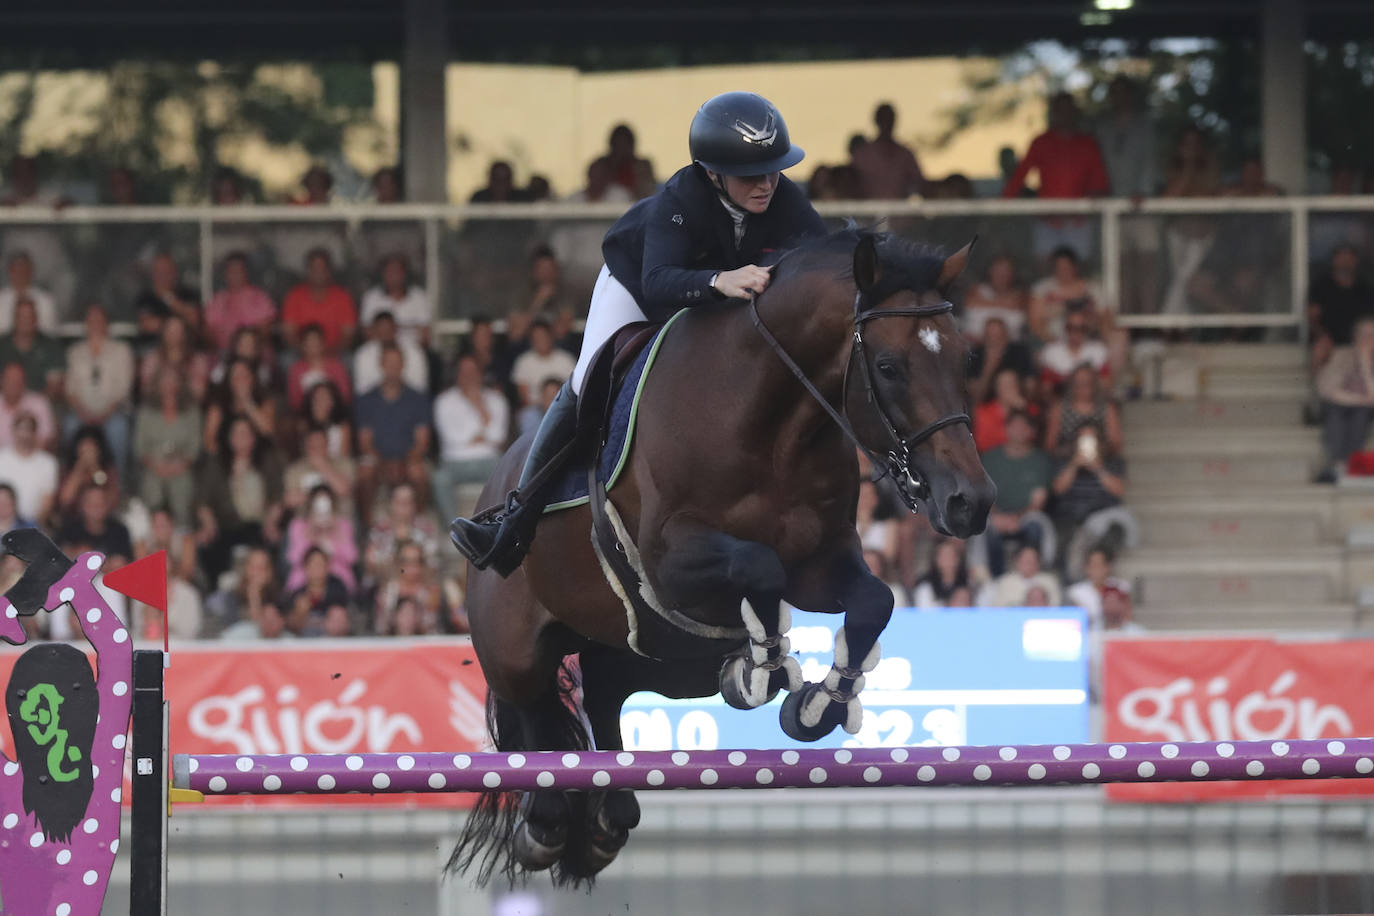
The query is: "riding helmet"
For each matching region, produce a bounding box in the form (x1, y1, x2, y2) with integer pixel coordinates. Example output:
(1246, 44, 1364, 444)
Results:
(689, 91, 806, 176)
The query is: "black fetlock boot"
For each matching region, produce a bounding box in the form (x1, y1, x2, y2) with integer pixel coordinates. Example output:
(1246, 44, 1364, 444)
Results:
(450, 383, 580, 577)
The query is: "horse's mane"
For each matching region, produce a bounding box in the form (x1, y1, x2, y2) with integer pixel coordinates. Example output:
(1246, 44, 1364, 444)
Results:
(769, 226, 949, 302)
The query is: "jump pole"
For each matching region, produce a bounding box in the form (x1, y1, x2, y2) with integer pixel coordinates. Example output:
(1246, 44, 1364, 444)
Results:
(173, 738, 1374, 795)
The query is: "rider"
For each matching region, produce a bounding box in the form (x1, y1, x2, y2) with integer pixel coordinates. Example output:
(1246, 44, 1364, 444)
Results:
(451, 91, 828, 575)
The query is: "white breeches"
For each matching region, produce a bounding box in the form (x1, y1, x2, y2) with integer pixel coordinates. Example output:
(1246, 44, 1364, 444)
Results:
(571, 264, 647, 396)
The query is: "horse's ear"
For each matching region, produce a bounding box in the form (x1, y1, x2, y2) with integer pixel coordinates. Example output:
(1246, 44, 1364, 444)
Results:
(937, 236, 978, 297)
(853, 234, 880, 294)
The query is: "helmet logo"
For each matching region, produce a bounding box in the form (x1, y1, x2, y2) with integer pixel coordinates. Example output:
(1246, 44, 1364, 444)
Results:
(732, 112, 777, 147)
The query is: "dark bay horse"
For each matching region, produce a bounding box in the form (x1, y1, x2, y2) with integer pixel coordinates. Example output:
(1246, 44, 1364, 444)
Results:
(452, 229, 995, 885)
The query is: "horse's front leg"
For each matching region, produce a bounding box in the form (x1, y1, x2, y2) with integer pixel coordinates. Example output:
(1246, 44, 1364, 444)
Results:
(779, 547, 893, 742)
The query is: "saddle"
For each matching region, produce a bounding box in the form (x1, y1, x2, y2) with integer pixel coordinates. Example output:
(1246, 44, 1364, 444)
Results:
(577, 322, 659, 442)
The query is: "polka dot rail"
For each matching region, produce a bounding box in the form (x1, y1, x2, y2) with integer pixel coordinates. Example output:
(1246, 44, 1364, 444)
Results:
(173, 739, 1374, 795)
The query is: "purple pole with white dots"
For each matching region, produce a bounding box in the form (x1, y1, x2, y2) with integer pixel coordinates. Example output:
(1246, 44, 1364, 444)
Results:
(173, 738, 1374, 796)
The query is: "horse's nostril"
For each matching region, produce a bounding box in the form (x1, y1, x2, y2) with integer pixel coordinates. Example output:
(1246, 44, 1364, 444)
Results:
(945, 493, 973, 527)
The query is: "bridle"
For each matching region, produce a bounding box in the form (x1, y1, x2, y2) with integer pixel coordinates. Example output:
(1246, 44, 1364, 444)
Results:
(748, 287, 971, 512)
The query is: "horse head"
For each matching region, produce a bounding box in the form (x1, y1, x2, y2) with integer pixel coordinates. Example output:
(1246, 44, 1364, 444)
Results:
(844, 233, 996, 538)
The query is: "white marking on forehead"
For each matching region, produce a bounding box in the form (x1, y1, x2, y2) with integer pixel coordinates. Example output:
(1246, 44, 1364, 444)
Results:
(919, 326, 942, 354)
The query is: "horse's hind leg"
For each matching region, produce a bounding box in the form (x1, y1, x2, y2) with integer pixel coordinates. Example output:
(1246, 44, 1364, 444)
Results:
(506, 686, 583, 871)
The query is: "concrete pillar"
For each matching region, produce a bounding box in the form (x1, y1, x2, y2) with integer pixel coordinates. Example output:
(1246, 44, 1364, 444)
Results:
(402, 0, 449, 202)
(1260, 0, 1306, 193)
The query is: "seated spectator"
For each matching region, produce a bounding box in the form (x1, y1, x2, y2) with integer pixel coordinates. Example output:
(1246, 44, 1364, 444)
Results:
(195, 416, 284, 584)
(208, 546, 281, 639)
(64, 303, 135, 470)
(282, 249, 358, 353)
(303, 380, 354, 460)
(133, 367, 202, 526)
(564, 159, 633, 204)
(1037, 315, 1110, 394)
(527, 245, 577, 317)
(365, 481, 440, 585)
(0, 483, 32, 534)
(136, 505, 199, 589)
(980, 544, 1062, 607)
(384, 596, 436, 637)
(284, 426, 358, 519)
(1316, 316, 1374, 482)
(1160, 125, 1223, 315)
(136, 573, 203, 641)
(372, 166, 402, 203)
(862, 548, 909, 608)
(212, 326, 279, 392)
(975, 410, 1055, 577)
(295, 165, 333, 206)
(134, 252, 203, 339)
(973, 369, 1037, 454)
(433, 353, 508, 525)
(511, 321, 575, 408)
(589, 125, 657, 200)
(463, 315, 504, 387)
(966, 318, 1035, 405)
(963, 255, 1029, 342)
(913, 539, 970, 609)
(281, 546, 351, 637)
(524, 175, 552, 201)
(203, 357, 277, 457)
(353, 311, 428, 395)
(287, 323, 353, 411)
(850, 103, 926, 200)
(0, 363, 55, 451)
(58, 483, 134, 565)
(1309, 244, 1373, 371)
(1029, 247, 1102, 346)
(856, 480, 898, 570)
(1044, 365, 1123, 460)
(469, 161, 522, 203)
(55, 425, 120, 520)
(284, 485, 358, 592)
(138, 313, 210, 406)
(0, 297, 63, 401)
(519, 377, 563, 439)
(0, 251, 58, 334)
(355, 345, 432, 521)
(0, 412, 57, 525)
(1050, 421, 1136, 578)
(1065, 547, 1133, 626)
(1225, 156, 1284, 197)
(104, 166, 140, 205)
(204, 252, 275, 355)
(211, 166, 248, 206)
(360, 254, 432, 348)
(373, 539, 446, 635)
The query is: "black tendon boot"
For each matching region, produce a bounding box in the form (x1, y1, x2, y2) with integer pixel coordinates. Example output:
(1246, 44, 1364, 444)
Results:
(449, 383, 580, 577)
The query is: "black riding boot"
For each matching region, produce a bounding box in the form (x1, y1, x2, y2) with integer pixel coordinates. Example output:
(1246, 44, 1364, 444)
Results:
(449, 383, 580, 577)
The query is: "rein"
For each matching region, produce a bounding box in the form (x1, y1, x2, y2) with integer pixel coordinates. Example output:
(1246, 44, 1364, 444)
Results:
(747, 287, 971, 512)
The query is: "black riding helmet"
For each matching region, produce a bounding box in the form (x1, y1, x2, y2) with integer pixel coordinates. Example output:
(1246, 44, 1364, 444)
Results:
(689, 92, 805, 177)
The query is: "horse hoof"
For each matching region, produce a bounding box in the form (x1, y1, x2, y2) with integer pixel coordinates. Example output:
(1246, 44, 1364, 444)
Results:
(779, 683, 846, 742)
(720, 655, 778, 710)
(513, 818, 566, 871)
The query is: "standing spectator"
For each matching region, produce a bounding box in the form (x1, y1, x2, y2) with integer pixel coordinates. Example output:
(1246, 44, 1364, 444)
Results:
(207, 547, 281, 638)
(360, 254, 432, 349)
(912, 539, 971, 608)
(303, 381, 354, 461)
(973, 368, 1037, 454)
(433, 354, 509, 525)
(134, 253, 203, 339)
(1225, 157, 1284, 197)
(104, 166, 140, 205)
(133, 367, 202, 526)
(1028, 247, 1103, 347)
(981, 544, 1062, 607)
(469, 161, 522, 203)
(203, 357, 277, 457)
(211, 166, 248, 205)
(527, 246, 576, 316)
(589, 124, 657, 200)
(284, 427, 358, 519)
(355, 345, 432, 520)
(57, 484, 134, 565)
(286, 324, 353, 411)
(1316, 316, 1374, 482)
(0, 252, 58, 334)
(1049, 421, 1135, 578)
(525, 175, 553, 201)
(967, 317, 1035, 406)
(1096, 76, 1158, 199)
(0, 413, 58, 525)
(282, 249, 358, 353)
(204, 252, 276, 355)
(1037, 314, 1110, 393)
(195, 416, 283, 585)
(1309, 244, 1373, 371)
(284, 485, 358, 592)
(353, 312, 428, 395)
(137, 313, 211, 406)
(296, 165, 334, 205)
(372, 166, 403, 203)
(64, 303, 135, 470)
(1066, 547, 1133, 626)
(976, 410, 1055, 576)
(1160, 125, 1222, 315)
(850, 102, 926, 200)
(282, 546, 352, 637)
(0, 296, 64, 400)
(565, 159, 633, 205)
(1044, 365, 1123, 460)
(364, 481, 441, 586)
(0, 363, 54, 451)
(373, 540, 446, 635)
(511, 321, 575, 408)
(962, 255, 1029, 342)
(54, 426, 120, 520)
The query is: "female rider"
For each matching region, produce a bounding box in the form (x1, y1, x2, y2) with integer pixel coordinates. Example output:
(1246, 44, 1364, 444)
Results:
(451, 91, 828, 575)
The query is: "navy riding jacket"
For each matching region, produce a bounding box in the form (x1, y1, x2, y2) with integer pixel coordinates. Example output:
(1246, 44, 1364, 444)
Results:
(601, 164, 828, 323)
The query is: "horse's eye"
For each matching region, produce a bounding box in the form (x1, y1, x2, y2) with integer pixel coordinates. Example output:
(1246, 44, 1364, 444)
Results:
(877, 360, 902, 380)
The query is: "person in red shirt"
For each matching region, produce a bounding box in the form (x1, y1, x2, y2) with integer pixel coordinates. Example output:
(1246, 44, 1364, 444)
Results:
(282, 248, 358, 354)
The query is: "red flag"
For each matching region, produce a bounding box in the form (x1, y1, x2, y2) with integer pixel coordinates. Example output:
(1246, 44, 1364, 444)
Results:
(103, 550, 167, 613)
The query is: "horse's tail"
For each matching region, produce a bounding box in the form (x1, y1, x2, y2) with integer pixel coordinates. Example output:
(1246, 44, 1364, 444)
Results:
(444, 658, 596, 889)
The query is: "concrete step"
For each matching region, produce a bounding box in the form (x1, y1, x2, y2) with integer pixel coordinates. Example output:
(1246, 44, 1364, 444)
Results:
(1127, 428, 1318, 459)
(1122, 399, 1303, 429)
(1128, 452, 1315, 486)
(1203, 373, 1310, 400)
(1137, 603, 1357, 632)
(1134, 512, 1325, 549)
(1130, 571, 1337, 607)
(1187, 343, 1307, 370)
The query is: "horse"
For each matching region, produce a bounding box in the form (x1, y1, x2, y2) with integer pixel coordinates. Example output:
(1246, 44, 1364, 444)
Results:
(451, 228, 996, 886)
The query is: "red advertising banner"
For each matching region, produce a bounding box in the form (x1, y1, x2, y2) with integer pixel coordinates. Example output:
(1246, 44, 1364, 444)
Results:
(1, 639, 488, 808)
(1103, 637, 1374, 801)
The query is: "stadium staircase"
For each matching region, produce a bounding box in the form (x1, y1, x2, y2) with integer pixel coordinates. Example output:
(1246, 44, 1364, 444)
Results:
(1119, 342, 1374, 632)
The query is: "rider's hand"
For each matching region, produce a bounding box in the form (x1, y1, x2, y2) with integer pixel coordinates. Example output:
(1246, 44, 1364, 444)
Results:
(713, 265, 772, 300)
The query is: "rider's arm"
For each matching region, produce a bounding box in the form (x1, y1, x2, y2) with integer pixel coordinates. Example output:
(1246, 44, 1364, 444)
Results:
(639, 192, 725, 322)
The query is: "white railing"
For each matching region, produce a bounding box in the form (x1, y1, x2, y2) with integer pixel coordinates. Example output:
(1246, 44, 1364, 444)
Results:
(8, 195, 1373, 338)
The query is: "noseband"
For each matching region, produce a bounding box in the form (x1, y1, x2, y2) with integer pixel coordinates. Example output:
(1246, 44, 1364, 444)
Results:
(748, 289, 972, 512)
